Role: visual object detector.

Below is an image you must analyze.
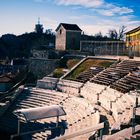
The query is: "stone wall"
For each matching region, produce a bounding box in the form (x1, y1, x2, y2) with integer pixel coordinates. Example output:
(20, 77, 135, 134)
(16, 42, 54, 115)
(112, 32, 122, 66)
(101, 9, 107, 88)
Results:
(57, 79, 84, 96)
(29, 58, 58, 79)
(66, 31, 81, 50)
(56, 26, 66, 51)
(31, 50, 49, 58)
(37, 77, 59, 90)
(80, 41, 126, 55)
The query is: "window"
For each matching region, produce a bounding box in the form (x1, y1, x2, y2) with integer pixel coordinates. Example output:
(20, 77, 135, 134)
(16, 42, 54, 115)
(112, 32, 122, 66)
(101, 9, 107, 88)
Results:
(60, 29, 62, 34)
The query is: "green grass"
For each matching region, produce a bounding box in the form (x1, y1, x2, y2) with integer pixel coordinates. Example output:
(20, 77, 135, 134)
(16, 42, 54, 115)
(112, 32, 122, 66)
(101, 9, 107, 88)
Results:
(66, 59, 80, 69)
(53, 68, 64, 78)
(65, 58, 115, 80)
(52, 58, 80, 78)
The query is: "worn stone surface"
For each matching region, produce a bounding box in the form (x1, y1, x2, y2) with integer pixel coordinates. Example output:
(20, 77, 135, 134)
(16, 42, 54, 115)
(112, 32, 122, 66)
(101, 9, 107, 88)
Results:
(29, 58, 58, 79)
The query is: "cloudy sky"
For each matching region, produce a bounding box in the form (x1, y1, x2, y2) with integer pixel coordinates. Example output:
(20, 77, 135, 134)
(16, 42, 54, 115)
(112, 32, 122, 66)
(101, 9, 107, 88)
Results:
(0, 0, 140, 36)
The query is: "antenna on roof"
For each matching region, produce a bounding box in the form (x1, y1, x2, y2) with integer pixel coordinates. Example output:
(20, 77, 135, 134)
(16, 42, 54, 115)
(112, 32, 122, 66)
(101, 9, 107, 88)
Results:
(38, 17, 40, 24)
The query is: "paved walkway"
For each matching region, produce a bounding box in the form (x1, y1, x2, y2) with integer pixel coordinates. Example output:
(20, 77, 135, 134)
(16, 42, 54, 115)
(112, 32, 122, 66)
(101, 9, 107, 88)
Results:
(105, 125, 140, 140)
(93, 55, 140, 61)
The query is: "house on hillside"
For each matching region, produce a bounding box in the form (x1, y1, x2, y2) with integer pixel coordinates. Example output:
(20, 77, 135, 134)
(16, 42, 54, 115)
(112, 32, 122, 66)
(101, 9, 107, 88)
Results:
(55, 23, 82, 51)
(126, 26, 140, 56)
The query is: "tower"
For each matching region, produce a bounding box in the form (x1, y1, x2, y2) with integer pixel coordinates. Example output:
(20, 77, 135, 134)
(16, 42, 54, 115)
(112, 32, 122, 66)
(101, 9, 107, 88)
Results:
(35, 17, 43, 34)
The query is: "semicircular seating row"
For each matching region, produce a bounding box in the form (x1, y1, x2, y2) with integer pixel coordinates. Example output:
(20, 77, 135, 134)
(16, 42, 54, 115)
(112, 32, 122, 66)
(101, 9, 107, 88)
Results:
(91, 60, 140, 87)
(0, 86, 100, 140)
(80, 82, 137, 126)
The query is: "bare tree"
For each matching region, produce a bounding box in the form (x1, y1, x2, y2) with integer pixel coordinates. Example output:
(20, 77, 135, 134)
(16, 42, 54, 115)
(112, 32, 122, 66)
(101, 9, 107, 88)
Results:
(118, 25, 127, 40)
(108, 25, 127, 40)
(108, 29, 118, 40)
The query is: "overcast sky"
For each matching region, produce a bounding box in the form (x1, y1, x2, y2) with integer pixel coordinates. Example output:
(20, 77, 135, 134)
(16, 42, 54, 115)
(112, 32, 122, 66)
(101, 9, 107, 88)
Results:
(0, 0, 140, 36)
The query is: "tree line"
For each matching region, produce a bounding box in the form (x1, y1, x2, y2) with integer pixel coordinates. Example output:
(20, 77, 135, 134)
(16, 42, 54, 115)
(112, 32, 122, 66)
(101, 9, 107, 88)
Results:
(82, 26, 126, 41)
(0, 31, 55, 59)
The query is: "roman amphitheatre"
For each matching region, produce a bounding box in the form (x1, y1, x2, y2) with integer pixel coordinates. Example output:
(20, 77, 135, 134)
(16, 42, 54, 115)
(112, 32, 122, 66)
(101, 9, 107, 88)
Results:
(0, 55, 140, 140)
